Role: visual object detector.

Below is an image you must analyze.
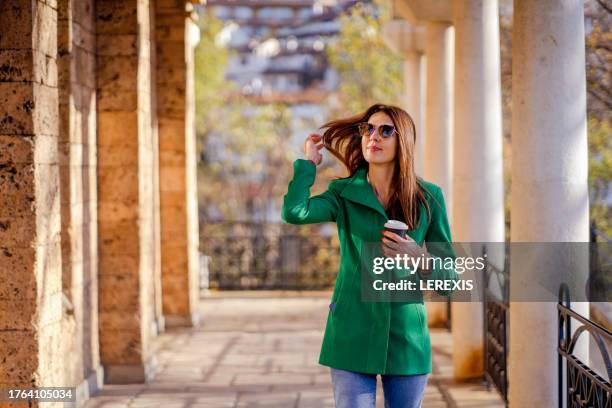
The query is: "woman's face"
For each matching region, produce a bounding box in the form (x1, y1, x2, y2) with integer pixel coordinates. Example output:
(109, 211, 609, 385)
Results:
(361, 111, 398, 165)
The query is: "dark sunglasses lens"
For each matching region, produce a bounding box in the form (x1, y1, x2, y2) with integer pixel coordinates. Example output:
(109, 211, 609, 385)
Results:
(381, 125, 394, 138)
(367, 124, 375, 135)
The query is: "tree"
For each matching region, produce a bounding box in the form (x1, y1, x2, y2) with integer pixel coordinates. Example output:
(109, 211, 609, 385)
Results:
(588, 118, 612, 237)
(586, 0, 612, 237)
(325, 0, 403, 117)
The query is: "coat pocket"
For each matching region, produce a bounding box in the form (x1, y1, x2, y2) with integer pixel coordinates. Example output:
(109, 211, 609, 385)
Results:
(330, 270, 345, 314)
(329, 262, 357, 315)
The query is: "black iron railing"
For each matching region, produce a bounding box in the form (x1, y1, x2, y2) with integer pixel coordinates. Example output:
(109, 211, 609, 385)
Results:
(558, 283, 612, 408)
(200, 221, 340, 290)
(482, 245, 510, 404)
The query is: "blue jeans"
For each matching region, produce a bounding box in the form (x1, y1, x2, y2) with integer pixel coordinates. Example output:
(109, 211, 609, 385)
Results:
(330, 367, 428, 408)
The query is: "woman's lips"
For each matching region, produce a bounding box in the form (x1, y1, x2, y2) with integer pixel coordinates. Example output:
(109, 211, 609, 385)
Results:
(368, 146, 382, 152)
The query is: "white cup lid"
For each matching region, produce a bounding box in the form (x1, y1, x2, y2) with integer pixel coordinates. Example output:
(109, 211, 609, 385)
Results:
(384, 219, 409, 230)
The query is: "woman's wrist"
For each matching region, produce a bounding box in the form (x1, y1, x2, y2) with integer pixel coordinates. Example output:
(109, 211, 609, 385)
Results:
(302, 156, 317, 166)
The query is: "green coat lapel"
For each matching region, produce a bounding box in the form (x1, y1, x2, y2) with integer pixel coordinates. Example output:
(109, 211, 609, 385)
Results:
(339, 167, 388, 219)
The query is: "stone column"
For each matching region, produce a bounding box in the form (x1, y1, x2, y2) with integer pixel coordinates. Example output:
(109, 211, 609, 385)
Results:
(404, 54, 426, 177)
(451, 0, 505, 380)
(155, 1, 201, 327)
(381, 20, 426, 176)
(96, 0, 158, 384)
(423, 21, 454, 328)
(424, 22, 454, 226)
(148, 0, 165, 338)
(57, 0, 104, 398)
(509, 0, 589, 406)
(0, 0, 64, 394)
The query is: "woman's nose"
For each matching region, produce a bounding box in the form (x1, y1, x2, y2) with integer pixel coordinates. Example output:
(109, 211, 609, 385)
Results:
(369, 131, 381, 142)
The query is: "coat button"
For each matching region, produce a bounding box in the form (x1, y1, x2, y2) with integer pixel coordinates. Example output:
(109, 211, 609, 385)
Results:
(329, 302, 337, 312)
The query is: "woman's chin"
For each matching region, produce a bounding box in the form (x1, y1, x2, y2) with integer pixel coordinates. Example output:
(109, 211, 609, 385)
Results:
(365, 156, 394, 165)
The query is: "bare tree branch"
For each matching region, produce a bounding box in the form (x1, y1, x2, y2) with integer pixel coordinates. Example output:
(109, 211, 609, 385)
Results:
(596, 0, 612, 14)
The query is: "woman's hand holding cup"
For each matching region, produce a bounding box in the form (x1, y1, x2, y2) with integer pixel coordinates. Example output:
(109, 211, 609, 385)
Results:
(381, 231, 424, 259)
(381, 220, 432, 275)
(304, 133, 324, 165)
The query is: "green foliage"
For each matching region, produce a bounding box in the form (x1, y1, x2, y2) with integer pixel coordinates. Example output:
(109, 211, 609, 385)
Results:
(325, 0, 403, 116)
(194, 10, 232, 138)
(585, 2, 611, 238)
(588, 118, 612, 237)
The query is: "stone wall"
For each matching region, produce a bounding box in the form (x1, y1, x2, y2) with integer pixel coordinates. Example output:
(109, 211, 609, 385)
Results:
(0, 0, 200, 404)
(0, 0, 64, 406)
(156, 1, 200, 327)
(96, 0, 158, 384)
(57, 0, 104, 400)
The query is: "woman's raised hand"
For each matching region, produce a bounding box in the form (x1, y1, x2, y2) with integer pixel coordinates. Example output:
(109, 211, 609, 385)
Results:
(304, 133, 324, 166)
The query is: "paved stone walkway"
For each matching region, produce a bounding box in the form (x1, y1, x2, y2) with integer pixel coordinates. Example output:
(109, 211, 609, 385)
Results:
(83, 291, 505, 407)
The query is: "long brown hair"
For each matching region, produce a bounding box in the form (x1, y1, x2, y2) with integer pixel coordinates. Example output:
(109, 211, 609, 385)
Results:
(320, 103, 431, 229)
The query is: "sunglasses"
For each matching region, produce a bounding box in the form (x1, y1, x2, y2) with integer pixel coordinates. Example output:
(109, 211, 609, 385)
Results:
(357, 122, 398, 139)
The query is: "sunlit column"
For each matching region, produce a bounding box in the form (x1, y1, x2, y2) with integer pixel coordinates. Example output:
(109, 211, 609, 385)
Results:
(424, 21, 454, 226)
(96, 0, 158, 382)
(451, 0, 505, 380)
(155, 2, 201, 328)
(509, 0, 589, 406)
(381, 20, 426, 176)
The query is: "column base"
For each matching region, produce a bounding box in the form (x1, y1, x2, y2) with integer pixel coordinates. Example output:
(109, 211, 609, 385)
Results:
(426, 301, 449, 327)
(68, 365, 104, 408)
(104, 355, 158, 384)
(164, 311, 201, 328)
(152, 315, 165, 335)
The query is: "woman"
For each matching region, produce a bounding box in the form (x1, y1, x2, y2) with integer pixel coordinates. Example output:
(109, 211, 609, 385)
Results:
(281, 103, 458, 408)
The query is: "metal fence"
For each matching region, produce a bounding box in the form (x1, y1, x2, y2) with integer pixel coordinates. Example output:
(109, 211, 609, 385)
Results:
(200, 221, 340, 290)
(480, 222, 609, 404)
(558, 283, 612, 408)
(482, 245, 510, 404)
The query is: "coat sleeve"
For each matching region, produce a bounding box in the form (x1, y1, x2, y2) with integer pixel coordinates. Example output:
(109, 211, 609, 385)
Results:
(418, 185, 460, 296)
(281, 159, 340, 225)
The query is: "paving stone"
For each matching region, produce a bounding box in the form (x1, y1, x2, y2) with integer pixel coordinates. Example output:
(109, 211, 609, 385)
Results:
(235, 390, 299, 407)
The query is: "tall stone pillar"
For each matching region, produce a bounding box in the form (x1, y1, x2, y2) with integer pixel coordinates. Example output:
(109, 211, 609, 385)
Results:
(424, 22, 454, 225)
(57, 0, 104, 398)
(509, 0, 589, 406)
(96, 0, 158, 383)
(451, 0, 505, 380)
(148, 0, 165, 338)
(155, 1, 201, 328)
(422, 21, 454, 328)
(404, 54, 426, 177)
(0, 0, 64, 396)
(381, 20, 426, 176)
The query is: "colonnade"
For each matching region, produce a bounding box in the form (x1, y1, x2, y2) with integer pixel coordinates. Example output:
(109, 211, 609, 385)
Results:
(383, 0, 590, 405)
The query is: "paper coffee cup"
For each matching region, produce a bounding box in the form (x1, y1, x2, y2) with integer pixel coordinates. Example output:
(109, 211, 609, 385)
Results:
(384, 219, 409, 238)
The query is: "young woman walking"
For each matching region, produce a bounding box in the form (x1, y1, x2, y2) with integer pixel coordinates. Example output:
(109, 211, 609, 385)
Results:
(281, 103, 458, 408)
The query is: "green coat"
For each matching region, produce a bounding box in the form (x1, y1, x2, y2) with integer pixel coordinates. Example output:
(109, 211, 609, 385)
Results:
(281, 159, 459, 375)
